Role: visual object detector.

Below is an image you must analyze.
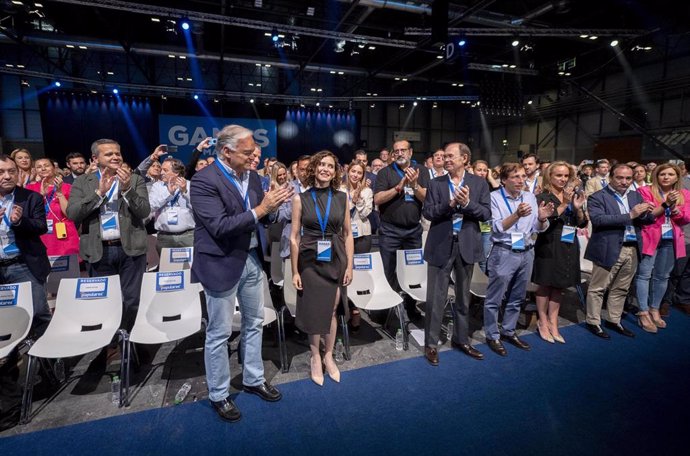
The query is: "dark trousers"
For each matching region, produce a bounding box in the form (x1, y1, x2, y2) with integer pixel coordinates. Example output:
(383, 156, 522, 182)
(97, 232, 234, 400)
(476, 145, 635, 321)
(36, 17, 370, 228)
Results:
(425, 240, 474, 347)
(0, 349, 21, 431)
(354, 235, 372, 254)
(1, 261, 51, 337)
(378, 222, 422, 294)
(88, 245, 146, 330)
(664, 242, 690, 305)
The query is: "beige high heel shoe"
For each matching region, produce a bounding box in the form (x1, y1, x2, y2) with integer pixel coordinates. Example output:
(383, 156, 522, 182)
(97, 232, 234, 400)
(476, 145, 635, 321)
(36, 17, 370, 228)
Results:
(649, 309, 667, 329)
(323, 356, 341, 383)
(310, 356, 324, 386)
(537, 321, 554, 344)
(637, 311, 658, 333)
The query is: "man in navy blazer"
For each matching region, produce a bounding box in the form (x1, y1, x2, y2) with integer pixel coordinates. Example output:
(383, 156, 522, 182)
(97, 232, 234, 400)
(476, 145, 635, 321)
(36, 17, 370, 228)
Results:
(585, 163, 655, 339)
(422, 143, 491, 365)
(191, 125, 293, 423)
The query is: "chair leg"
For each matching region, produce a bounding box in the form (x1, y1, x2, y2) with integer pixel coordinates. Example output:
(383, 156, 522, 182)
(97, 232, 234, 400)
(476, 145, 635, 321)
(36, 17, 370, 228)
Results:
(575, 284, 587, 312)
(339, 315, 351, 360)
(20, 354, 38, 424)
(396, 303, 409, 351)
(118, 329, 130, 408)
(277, 307, 289, 373)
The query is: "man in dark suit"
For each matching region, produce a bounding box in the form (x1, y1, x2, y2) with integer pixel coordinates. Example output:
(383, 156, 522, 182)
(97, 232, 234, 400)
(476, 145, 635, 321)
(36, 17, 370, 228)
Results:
(422, 143, 491, 365)
(191, 124, 292, 423)
(585, 163, 655, 339)
(62, 152, 87, 185)
(0, 154, 52, 431)
(66, 139, 150, 330)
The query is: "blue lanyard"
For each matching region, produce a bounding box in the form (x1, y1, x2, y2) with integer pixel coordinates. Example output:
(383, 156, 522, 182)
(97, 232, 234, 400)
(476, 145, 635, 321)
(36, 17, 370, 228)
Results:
(169, 190, 181, 208)
(659, 191, 671, 218)
(500, 187, 523, 230)
(44, 186, 57, 215)
(310, 189, 332, 238)
(392, 163, 405, 179)
(612, 192, 630, 213)
(1, 191, 15, 226)
(447, 174, 466, 199)
(527, 179, 537, 193)
(346, 189, 356, 216)
(215, 160, 249, 210)
(96, 170, 118, 202)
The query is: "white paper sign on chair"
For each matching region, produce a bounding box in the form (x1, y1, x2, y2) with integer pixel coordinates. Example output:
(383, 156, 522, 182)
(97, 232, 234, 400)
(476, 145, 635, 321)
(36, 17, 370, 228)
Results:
(49, 255, 70, 272)
(156, 271, 185, 292)
(75, 277, 109, 299)
(170, 248, 192, 263)
(0, 284, 19, 307)
(353, 253, 373, 271)
(404, 249, 424, 266)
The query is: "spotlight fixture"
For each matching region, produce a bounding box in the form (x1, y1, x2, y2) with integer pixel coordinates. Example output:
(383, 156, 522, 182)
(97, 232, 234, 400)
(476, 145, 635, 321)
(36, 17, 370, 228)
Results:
(458, 39, 466, 47)
(511, 39, 519, 47)
(271, 27, 280, 43)
(306, 6, 315, 16)
(316, 102, 320, 107)
(413, 101, 418, 106)
(193, 94, 199, 100)
(250, 98, 255, 104)
(527, 100, 533, 105)
(334, 40, 346, 53)
(54, 81, 61, 87)
(20, 79, 30, 87)
(112, 88, 119, 94)
(610, 39, 619, 47)
(180, 19, 191, 31)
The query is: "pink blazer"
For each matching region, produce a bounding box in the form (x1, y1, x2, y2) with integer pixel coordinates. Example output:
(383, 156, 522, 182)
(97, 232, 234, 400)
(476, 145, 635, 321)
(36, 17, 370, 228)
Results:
(637, 186, 690, 258)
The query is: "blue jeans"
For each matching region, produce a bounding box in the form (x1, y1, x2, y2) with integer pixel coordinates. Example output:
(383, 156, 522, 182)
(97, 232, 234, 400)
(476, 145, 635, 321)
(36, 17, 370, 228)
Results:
(635, 240, 676, 311)
(204, 250, 265, 402)
(0, 261, 51, 337)
(483, 245, 534, 340)
(478, 231, 491, 274)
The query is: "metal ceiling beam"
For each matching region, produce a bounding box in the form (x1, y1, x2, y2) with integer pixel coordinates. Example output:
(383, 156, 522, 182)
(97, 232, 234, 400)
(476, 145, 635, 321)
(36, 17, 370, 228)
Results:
(45, 0, 419, 49)
(405, 27, 647, 37)
(467, 63, 539, 76)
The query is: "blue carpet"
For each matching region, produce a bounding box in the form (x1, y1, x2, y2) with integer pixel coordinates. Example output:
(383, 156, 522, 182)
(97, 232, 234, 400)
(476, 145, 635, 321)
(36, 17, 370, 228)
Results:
(3, 312, 690, 456)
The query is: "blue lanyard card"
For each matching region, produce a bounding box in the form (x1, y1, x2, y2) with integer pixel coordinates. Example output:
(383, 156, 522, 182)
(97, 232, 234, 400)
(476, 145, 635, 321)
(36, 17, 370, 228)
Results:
(452, 214, 464, 234)
(404, 186, 414, 202)
(510, 232, 526, 251)
(661, 222, 673, 240)
(317, 239, 332, 262)
(624, 226, 637, 242)
(561, 225, 576, 244)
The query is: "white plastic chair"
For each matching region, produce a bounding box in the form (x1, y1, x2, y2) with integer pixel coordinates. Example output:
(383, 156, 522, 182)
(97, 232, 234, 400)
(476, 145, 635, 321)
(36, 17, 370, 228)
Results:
(159, 247, 194, 272)
(269, 241, 284, 287)
(578, 234, 593, 274)
(469, 263, 489, 299)
(146, 234, 159, 272)
(349, 252, 408, 350)
(21, 275, 124, 422)
(46, 255, 80, 295)
(396, 249, 427, 302)
(0, 282, 33, 359)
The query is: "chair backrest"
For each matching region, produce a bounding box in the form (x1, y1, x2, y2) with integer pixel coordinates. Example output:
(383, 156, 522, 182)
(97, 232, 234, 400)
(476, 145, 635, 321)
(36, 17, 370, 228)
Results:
(0, 282, 33, 358)
(270, 241, 284, 286)
(469, 263, 489, 298)
(282, 259, 297, 317)
(348, 252, 403, 311)
(395, 249, 427, 302)
(146, 234, 160, 272)
(232, 273, 277, 331)
(46, 255, 80, 295)
(129, 270, 202, 344)
(29, 275, 123, 359)
(159, 247, 194, 272)
(578, 234, 593, 274)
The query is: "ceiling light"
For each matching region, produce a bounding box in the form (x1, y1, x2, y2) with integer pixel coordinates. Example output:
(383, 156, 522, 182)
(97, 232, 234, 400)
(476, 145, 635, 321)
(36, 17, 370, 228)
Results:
(458, 39, 466, 47)
(317, 88, 322, 92)
(151, 18, 160, 22)
(65, 44, 75, 48)
(413, 101, 418, 106)
(395, 77, 400, 81)
(458, 84, 464, 87)
(579, 34, 588, 39)
(168, 54, 175, 58)
(589, 36, 598, 40)
(255, 63, 262, 67)
(254, 0, 262, 7)
(186, 77, 192, 81)
(527, 100, 533, 105)
(112, 88, 119, 94)
(107, 71, 114, 75)
(358, 43, 365, 49)
(214, 99, 219, 103)
(610, 39, 619, 47)
(452, 83, 458, 86)
(334, 40, 346, 53)
(193, 94, 199, 100)
(399, 104, 405, 109)
(256, 83, 261, 87)
(16, 64, 24, 68)
(511, 40, 519, 47)
(34, 2, 43, 6)
(330, 71, 336, 74)
(79, 46, 87, 50)
(20, 79, 29, 87)
(402, 78, 408, 81)
(180, 20, 191, 31)
(509, 64, 516, 68)
(373, 93, 378, 96)
(91, 90, 97, 94)
(368, 46, 376, 50)
(179, 55, 186, 59)
(177, 77, 183, 81)
(370, 104, 375, 108)
(54, 81, 61, 87)
(316, 102, 320, 107)
(264, 64, 271, 68)
(306, 6, 315, 16)
(250, 98, 255, 103)
(337, 71, 344, 75)
(11, 1, 24, 5)
(310, 88, 316, 92)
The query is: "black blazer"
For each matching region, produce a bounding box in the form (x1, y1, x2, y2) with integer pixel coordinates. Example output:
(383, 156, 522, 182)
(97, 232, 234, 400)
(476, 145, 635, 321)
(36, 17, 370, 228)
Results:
(7, 186, 51, 282)
(423, 173, 491, 266)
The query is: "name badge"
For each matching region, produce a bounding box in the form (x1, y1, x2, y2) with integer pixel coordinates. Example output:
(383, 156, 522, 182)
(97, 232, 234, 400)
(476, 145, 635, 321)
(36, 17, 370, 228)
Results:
(351, 221, 359, 238)
(452, 214, 463, 234)
(661, 223, 673, 240)
(624, 226, 637, 242)
(316, 239, 332, 262)
(47, 219, 54, 234)
(168, 209, 179, 225)
(510, 232, 526, 251)
(3, 242, 19, 256)
(100, 212, 120, 240)
(561, 225, 576, 244)
(404, 186, 414, 202)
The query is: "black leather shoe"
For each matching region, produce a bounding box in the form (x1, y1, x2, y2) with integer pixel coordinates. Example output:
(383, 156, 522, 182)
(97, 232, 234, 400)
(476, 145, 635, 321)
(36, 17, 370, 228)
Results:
(487, 339, 507, 356)
(243, 381, 282, 402)
(501, 334, 531, 351)
(210, 398, 241, 423)
(424, 346, 439, 366)
(586, 323, 611, 339)
(452, 341, 484, 360)
(603, 320, 635, 338)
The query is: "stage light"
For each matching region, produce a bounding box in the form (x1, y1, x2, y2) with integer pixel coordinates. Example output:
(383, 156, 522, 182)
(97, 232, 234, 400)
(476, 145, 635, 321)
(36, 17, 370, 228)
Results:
(271, 28, 279, 42)
(610, 39, 619, 47)
(250, 98, 255, 104)
(53, 81, 61, 87)
(458, 39, 466, 47)
(413, 101, 418, 106)
(180, 19, 191, 31)
(112, 88, 119, 94)
(193, 94, 199, 100)
(512, 40, 520, 47)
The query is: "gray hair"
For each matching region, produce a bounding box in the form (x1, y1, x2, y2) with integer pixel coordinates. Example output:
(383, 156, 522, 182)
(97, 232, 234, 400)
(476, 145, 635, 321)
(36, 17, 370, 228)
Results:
(445, 142, 472, 162)
(91, 139, 120, 157)
(215, 125, 253, 158)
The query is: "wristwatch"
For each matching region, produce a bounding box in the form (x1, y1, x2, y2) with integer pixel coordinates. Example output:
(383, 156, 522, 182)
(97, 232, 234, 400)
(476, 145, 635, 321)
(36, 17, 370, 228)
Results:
(661, 202, 669, 209)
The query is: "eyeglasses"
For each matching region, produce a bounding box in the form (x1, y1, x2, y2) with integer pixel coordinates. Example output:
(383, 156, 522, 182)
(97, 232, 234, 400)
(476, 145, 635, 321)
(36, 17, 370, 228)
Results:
(392, 148, 409, 153)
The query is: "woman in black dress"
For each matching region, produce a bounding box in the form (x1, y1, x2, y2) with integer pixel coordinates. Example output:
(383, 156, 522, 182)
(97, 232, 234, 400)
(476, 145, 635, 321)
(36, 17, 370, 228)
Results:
(290, 151, 354, 386)
(532, 161, 588, 344)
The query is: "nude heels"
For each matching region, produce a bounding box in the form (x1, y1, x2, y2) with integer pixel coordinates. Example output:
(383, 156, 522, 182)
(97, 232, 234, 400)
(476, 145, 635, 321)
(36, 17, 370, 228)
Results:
(310, 356, 324, 386)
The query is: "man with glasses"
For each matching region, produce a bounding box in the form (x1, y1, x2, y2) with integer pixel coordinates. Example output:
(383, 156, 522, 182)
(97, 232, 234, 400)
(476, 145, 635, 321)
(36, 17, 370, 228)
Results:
(373, 139, 429, 320)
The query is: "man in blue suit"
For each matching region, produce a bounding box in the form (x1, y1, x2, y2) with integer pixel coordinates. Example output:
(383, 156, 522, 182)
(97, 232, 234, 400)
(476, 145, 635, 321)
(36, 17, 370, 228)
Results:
(191, 125, 293, 423)
(585, 163, 655, 339)
(422, 143, 491, 365)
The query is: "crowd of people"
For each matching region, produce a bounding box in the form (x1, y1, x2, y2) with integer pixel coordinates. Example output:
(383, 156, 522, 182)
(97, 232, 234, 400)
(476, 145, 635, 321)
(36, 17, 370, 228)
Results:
(1, 125, 689, 428)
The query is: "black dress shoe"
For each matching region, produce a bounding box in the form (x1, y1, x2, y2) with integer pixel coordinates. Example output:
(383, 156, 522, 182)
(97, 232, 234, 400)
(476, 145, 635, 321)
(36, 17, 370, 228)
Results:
(586, 323, 611, 339)
(424, 346, 439, 366)
(487, 339, 507, 356)
(243, 381, 282, 402)
(452, 342, 484, 360)
(603, 320, 635, 338)
(210, 398, 241, 423)
(500, 334, 531, 351)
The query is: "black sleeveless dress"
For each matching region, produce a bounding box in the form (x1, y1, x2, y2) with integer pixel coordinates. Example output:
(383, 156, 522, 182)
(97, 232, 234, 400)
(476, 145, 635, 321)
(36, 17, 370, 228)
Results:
(296, 187, 349, 335)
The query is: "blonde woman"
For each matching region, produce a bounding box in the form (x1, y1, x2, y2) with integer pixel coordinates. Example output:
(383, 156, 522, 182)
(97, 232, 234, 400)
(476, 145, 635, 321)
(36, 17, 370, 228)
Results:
(342, 161, 373, 254)
(10, 148, 35, 187)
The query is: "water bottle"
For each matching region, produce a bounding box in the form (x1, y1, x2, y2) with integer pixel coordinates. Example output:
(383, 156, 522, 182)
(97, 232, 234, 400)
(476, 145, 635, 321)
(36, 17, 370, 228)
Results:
(395, 329, 404, 351)
(53, 358, 66, 383)
(334, 338, 344, 362)
(174, 382, 192, 405)
(446, 320, 454, 342)
(111, 376, 121, 406)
